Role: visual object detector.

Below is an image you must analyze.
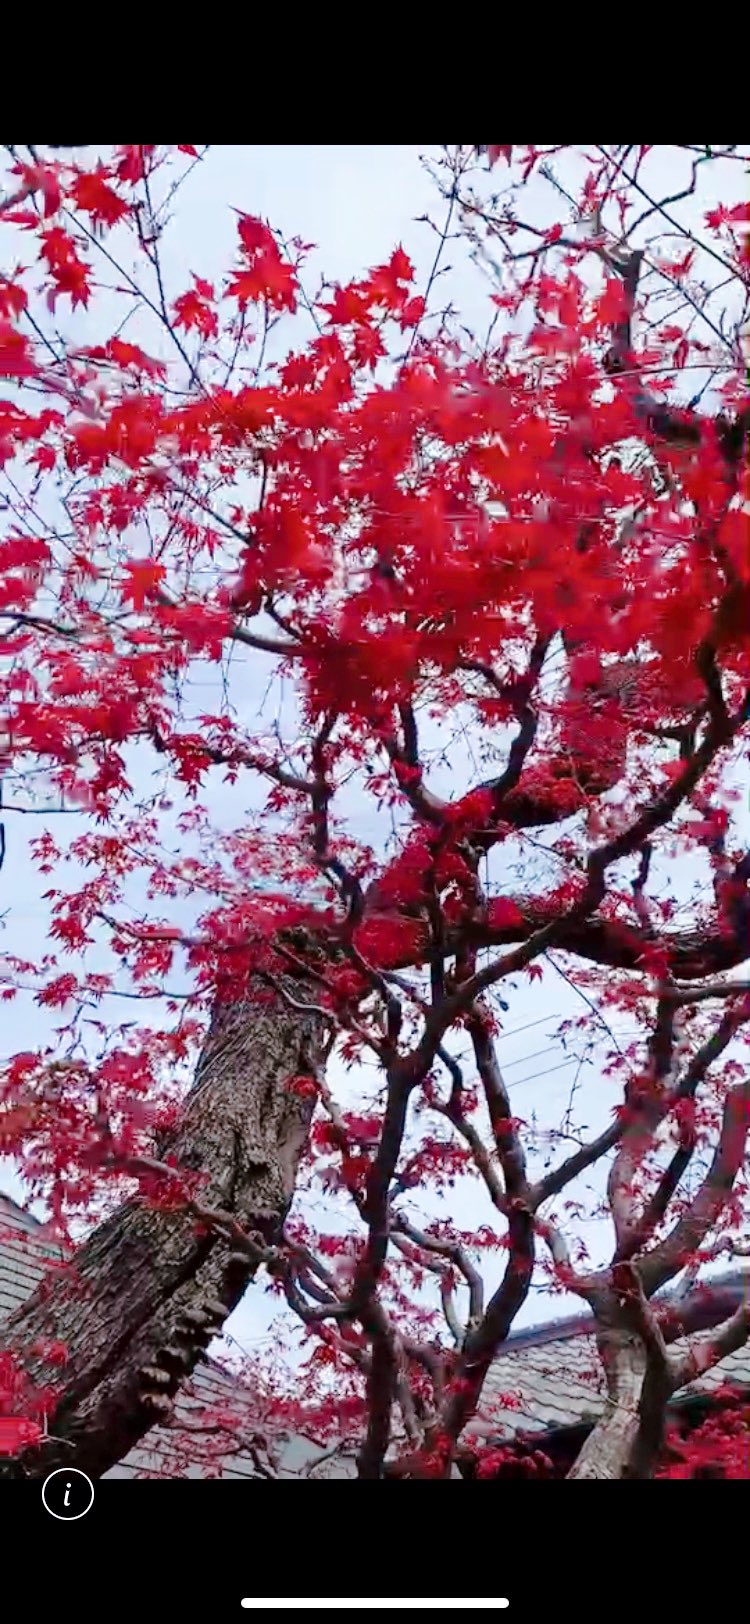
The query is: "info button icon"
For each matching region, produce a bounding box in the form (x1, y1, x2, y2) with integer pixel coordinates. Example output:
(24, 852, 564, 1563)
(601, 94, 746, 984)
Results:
(42, 1468, 95, 1521)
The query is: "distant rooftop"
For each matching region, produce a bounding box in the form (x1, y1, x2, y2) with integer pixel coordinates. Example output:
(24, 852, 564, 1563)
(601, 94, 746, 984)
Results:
(0, 1191, 344, 1479)
(2, 1190, 749, 1468)
(470, 1269, 750, 1442)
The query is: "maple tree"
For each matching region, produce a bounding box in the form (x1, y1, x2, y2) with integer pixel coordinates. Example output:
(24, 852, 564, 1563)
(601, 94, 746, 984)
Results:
(0, 143, 749, 1483)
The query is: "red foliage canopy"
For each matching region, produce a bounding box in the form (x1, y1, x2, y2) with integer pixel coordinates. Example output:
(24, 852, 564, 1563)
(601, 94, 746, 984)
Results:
(0, 143, 748, 1480)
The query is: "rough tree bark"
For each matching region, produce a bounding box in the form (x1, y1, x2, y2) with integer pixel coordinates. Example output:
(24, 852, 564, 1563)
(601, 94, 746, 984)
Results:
(0, 979, 323, 1480)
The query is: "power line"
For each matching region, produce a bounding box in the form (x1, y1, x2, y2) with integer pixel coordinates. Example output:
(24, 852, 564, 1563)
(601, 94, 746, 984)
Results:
(510, 1057, 585, 1088)
(501, 1045, 560, 1070)
(494, 1012, 562, 1040)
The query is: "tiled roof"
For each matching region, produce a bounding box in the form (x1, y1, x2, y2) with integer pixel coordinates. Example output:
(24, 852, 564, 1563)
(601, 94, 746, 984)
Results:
(474, 1274, 750, 1441)
(105, 1359, 346, 1480)
(0, 1192, 350, 1480)
(0, 1195, 60, 1323)
(2, 1192, 748, 1469)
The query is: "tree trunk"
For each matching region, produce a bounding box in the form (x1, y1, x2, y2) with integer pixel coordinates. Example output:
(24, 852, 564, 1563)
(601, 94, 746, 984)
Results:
(566, 1311, 673, 1482)
(566, 1329, 649, 1479)
(0, 979, 322, 1480)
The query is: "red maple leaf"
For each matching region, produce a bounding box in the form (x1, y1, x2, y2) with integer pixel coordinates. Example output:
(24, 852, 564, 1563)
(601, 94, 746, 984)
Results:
(15, 161, 61, 217)
(172, 281, 219, 340)
(0, 276, 27, 319)
(115, 145, 156, 184)
(0, 1417, 43, 1456)
(70, 169, 130, 230)
(0, 321, 35, 377)
(121, 558, 167, 609)
(227, 253, 297, 313)
(39, 226, 91, 308)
